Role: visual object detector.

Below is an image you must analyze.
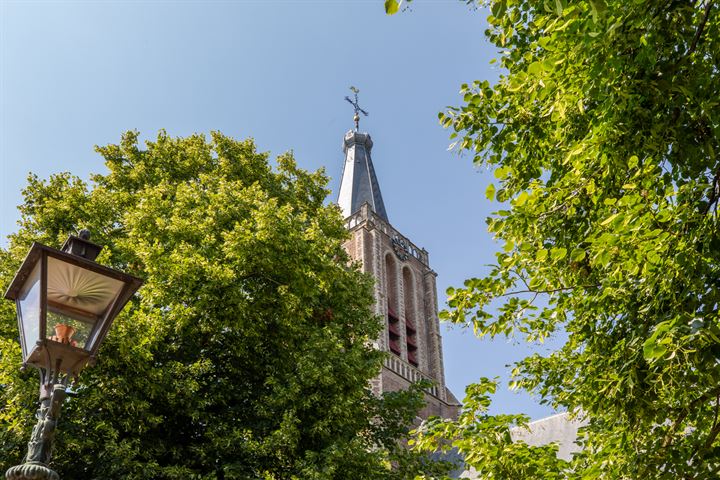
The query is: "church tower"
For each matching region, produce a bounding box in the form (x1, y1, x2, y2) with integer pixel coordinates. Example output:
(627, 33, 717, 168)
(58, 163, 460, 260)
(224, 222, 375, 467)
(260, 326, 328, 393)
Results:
(338, 128, 460, 420)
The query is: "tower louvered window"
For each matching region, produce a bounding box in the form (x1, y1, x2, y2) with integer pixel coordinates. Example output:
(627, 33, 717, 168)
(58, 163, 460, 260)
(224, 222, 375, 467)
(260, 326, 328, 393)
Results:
(403, 267, 419, 367)
(406, 315, 418, 367)
(388, 302, 401, 356)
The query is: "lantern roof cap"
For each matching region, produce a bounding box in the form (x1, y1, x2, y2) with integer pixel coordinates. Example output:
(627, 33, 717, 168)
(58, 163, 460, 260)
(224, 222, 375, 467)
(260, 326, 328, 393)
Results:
(61, 232, 103, 261)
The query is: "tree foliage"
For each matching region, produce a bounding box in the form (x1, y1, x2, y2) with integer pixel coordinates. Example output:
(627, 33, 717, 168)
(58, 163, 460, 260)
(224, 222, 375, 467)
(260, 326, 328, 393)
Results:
(413, 378, 569, 479)
(0, 131, 445, 479)
(409, 1, 720, 478)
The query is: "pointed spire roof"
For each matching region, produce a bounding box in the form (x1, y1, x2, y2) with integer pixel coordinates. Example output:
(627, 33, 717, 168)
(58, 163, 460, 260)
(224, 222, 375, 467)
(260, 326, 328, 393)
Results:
(337, 130, 388, 222)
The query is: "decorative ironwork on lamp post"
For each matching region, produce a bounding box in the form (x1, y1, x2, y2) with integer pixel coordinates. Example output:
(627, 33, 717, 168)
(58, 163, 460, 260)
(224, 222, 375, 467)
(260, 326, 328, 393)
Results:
(3, 230, 143, 480)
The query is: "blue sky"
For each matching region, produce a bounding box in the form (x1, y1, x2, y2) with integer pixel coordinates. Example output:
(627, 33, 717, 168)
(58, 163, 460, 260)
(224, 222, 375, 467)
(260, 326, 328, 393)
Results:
(1, 0, 560, 419)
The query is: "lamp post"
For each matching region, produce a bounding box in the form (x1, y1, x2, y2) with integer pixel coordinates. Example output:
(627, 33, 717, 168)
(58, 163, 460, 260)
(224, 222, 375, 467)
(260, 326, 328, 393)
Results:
(3, 230, 143, 480)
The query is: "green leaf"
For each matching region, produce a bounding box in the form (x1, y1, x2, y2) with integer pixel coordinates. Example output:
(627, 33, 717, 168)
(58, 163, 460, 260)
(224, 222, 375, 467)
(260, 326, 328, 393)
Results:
(550, 247, 567, 261)
(589, 0, 606, 22)
(514, 191, 529, 206)
(491, 0, 507, 18)
(643, 340, 667, 362)
(485, 183, 496, 200)
(494, 166, 511, 179)
(384, 0, 400, 15)
(528, 61, 543, 75)
(656, 209, 671, 223)
(600, 213, 618, 226)
(570, 248, 586, 262)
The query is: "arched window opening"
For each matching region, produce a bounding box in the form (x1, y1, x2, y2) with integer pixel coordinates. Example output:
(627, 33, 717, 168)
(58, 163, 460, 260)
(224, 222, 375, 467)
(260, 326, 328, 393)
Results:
(403, 267, 418, 367)
(385, 254, 401, 357)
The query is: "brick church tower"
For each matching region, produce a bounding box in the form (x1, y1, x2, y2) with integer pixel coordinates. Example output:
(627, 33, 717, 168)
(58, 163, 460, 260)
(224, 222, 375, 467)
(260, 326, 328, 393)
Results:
(337, 129, 460, 419)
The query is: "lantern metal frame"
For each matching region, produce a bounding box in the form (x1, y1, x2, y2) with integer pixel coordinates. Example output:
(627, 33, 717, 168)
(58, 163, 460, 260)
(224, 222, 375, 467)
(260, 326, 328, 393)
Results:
(5, 238, 143, 378)
(4, 233, 143, 480)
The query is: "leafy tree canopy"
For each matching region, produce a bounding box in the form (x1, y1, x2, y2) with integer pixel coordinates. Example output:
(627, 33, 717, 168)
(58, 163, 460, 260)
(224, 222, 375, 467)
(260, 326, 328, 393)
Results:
(402, 1, 720, 478)
(0, 131, 446, 479)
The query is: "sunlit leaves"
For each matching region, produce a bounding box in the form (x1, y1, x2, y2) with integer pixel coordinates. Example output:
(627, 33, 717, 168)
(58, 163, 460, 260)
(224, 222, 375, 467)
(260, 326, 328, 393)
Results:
(413, 378, 569, 479)
(384, 0, 401, 15)
(0, 131, 437, 478)
(424, 0, 720, 477)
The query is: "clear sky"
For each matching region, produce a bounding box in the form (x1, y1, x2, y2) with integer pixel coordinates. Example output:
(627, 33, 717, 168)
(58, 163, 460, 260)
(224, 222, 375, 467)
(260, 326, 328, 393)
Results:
(1, 0, 560, 419)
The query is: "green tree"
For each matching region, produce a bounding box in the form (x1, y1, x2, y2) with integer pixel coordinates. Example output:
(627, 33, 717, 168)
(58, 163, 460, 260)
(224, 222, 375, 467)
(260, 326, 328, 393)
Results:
(405, 1, 720, 478)
(0, 131, 446, 479)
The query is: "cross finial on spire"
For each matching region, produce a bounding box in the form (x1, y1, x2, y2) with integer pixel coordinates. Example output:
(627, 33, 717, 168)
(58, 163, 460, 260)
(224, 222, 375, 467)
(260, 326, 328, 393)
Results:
(345, 86, 368, 131)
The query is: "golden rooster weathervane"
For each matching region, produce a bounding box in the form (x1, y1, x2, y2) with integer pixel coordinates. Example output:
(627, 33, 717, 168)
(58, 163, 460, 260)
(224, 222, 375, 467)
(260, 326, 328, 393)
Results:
(344, 86, 369, 131)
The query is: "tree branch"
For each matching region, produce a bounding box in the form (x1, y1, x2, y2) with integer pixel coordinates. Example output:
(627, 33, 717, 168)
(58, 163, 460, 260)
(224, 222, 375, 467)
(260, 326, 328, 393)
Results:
(663, 385, 720, 448)
(689, 0, 714, 55)
(501, 285, 600, 297)
(703, 393, 720, 450)
(702, 167, 720, 215)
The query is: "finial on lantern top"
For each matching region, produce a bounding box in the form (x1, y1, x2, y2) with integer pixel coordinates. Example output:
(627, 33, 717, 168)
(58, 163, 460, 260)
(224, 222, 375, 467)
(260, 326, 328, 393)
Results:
(344, 86, 368, 131)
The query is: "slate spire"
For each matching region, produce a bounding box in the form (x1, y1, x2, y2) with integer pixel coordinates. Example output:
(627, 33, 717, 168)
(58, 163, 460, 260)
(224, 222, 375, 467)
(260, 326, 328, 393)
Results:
(337, 130, 389, 222)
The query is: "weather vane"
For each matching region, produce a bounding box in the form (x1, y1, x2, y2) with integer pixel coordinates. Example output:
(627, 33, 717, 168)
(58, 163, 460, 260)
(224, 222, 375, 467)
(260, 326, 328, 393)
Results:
(345, 86, 368, 131)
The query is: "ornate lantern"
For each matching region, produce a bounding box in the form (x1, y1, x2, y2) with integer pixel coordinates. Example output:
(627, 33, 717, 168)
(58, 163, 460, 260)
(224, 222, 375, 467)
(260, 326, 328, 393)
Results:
(4, 231, 142, 480)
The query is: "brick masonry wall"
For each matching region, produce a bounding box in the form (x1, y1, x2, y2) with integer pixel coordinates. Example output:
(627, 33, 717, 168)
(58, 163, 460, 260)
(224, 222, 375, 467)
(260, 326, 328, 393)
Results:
(343, 204, 460, 420)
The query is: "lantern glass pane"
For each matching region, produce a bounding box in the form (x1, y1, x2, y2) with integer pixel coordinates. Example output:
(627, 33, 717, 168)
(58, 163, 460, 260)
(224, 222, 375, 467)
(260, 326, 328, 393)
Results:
(45, 257, 125, 350)
(18, 262, 42, 351)
(47, 309, 95, 349)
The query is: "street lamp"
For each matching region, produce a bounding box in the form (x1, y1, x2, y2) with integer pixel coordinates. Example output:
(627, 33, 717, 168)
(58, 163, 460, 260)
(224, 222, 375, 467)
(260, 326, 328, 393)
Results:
(3, 230, 143, 480)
